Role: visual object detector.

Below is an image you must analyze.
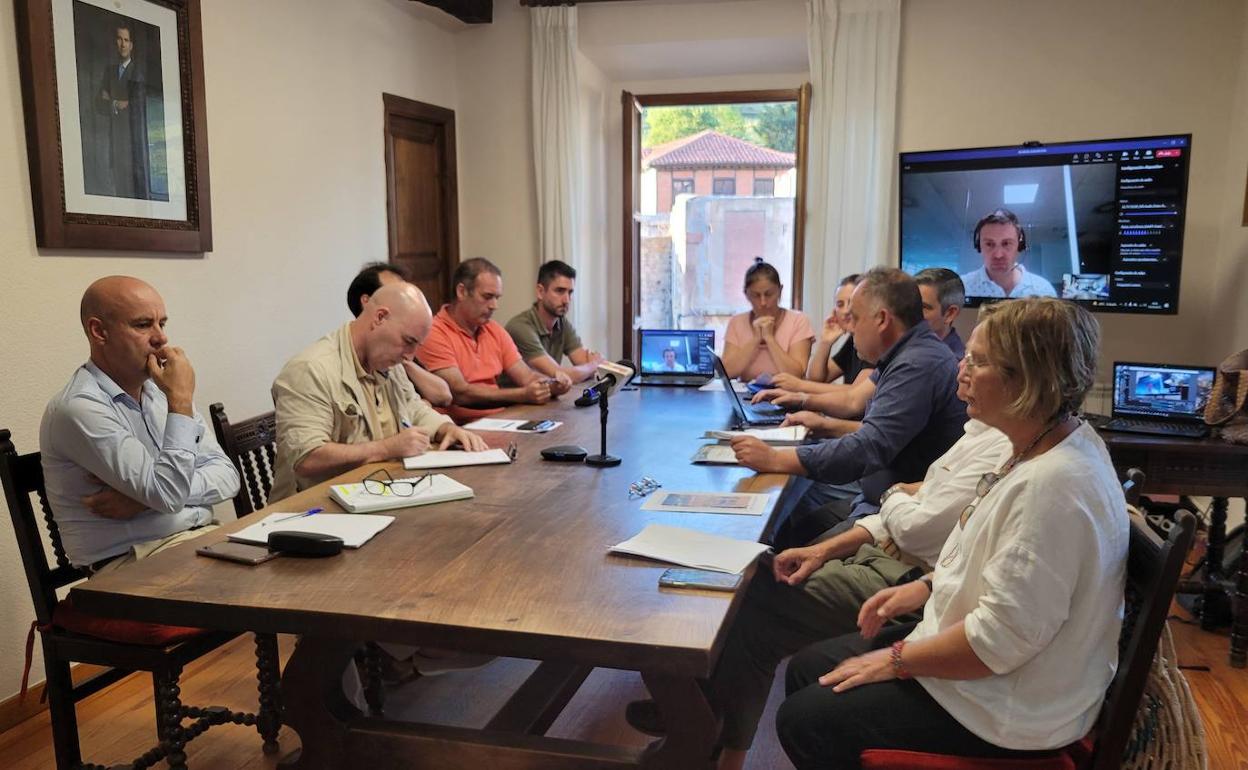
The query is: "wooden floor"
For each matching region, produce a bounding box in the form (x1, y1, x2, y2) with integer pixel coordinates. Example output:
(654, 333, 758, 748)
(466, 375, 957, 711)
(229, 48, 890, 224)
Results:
(2, 619, 1244, 769)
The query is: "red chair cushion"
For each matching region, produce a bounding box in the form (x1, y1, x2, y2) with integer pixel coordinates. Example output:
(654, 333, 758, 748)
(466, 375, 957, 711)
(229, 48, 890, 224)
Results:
(51, 597, 203, 646)
(860, 750, 1076, 770)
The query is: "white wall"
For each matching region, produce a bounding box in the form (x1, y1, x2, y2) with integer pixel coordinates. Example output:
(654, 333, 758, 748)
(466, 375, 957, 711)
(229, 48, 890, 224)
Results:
(1215, 6, 1248, 354)
(0, 0, 461, 701)
(453, 0, 540, 324)
(899, 0, 1247, 373)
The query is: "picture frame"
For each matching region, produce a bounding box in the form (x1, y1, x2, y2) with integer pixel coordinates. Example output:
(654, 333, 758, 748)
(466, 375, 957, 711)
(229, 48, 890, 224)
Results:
(15, 0, 211, 252)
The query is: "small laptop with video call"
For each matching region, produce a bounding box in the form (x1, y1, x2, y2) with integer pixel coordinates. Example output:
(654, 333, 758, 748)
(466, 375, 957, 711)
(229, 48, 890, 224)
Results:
(636, 329, 715, 386)
(1103, 361, 1215, 439)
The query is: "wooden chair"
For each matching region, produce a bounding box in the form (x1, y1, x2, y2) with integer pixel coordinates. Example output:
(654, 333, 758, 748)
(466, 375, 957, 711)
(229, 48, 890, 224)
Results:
(1, 429, 282, 770)
(210, 401, 388, 714)
(860, 473, 1197, 770)
(208, 402, 277, 517)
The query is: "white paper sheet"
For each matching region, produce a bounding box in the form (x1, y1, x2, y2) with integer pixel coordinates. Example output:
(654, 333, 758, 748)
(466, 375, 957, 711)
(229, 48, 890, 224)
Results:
(705, 426, 808, 443)
(698, 378, 749, 393)
(229, 513, 394, 549)
(690, 444, 739, 465)
(608, 524, 770, 574)
(403, 448, 512, 470)
(463, 418, 562, 433)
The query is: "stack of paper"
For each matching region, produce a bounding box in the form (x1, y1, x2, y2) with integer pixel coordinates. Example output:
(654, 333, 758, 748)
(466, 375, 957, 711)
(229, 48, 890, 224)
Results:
(705, 426, 808, 443)
(463, 418, 562, 433)
(329, 473, 474, 513)
(403, 448, 511, 470)
(609, 524, 770, 574)
(228, 513, 394, 549)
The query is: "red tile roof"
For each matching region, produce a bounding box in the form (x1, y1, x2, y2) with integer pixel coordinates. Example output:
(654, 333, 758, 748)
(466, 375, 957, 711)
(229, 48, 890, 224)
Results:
(643, 130, 795, 170)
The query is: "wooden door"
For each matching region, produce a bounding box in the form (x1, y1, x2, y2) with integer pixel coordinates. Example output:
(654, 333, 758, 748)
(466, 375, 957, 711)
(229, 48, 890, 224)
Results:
(384, 94, 459, 309)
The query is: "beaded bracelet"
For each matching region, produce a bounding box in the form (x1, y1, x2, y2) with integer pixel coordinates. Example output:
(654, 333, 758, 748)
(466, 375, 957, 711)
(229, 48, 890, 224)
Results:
(890, 640, 912, 680)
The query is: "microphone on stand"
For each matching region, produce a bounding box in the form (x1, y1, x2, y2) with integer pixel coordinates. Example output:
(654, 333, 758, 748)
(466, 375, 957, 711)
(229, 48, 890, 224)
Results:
(576, 360, 636, 406)
(584, 360, 635, 467)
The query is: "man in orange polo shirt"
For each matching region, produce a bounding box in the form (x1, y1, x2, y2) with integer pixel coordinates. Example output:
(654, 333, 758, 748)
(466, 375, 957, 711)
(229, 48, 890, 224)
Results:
(416, 257, 571, 423)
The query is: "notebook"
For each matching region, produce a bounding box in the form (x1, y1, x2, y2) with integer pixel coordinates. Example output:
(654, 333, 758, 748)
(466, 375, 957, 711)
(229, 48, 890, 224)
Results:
(1104, 362, 1215, 439)
(403, 448, 512, 470)
(228, 513, 395, 549)
(329, 473, 474, 513)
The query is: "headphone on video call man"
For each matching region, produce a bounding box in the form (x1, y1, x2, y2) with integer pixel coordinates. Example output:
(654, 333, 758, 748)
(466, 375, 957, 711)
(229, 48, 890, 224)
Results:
(971, 208, 1028, 253)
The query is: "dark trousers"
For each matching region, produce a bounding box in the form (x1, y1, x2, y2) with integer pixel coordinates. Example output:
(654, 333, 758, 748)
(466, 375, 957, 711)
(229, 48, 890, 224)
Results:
(777, 625, 1048, 770)
(774, 491, 855, 550)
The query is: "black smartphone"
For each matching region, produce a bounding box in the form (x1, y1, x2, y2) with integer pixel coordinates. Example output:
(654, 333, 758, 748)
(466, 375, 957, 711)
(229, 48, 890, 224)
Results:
(658, 568, 742, 592)
(196, 541, 281, 566)
(517, 419, 553, 431)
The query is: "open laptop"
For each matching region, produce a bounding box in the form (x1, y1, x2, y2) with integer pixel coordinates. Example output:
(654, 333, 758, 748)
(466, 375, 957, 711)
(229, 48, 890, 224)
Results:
(636, 329, 715, 386)
(707, 349, 787, 427)
(1103, 362, 1215, 439)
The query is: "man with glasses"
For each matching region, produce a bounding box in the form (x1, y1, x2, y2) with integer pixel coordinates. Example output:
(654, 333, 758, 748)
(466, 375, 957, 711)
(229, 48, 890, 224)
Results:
(270, 282, 486, 502)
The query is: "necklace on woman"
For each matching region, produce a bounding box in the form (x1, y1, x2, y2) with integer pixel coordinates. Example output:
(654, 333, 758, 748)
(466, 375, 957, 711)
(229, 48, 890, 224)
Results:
(953, 414, 1073, 534)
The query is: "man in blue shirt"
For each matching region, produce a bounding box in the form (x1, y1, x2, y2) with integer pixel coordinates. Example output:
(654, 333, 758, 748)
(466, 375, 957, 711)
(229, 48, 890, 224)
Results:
(915, 267, 966, 360)
(40, 276, 239, 573)
(732, 267, 966, 547)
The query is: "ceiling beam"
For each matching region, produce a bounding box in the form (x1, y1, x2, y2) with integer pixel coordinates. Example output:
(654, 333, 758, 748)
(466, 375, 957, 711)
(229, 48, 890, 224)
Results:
(414, 0, 493, 24)
(520, 0, 650, 6)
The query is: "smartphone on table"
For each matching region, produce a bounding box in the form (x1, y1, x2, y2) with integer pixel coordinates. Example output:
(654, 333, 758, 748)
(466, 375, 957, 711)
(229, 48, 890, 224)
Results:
(658, 568, 742, 592)
(196, 541, 280, 565)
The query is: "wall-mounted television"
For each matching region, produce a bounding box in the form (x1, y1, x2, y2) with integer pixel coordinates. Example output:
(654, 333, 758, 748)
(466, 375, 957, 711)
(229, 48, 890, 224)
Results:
(899, 134, 1191, 314)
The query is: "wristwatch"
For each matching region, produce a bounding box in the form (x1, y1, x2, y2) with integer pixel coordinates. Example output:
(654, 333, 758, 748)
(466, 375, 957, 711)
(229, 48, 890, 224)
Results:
(878, 484, 905, 505)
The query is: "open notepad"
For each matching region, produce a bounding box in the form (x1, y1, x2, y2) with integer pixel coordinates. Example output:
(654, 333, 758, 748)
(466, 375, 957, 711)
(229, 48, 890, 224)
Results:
(609, 524, 770, 574)
(329, 473, 474, 513)
(228, 513, 394, 549)
(403, 448, 512, 470)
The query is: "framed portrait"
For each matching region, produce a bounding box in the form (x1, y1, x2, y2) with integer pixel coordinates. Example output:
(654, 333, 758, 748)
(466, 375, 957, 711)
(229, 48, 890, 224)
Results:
(15, 0, 211, 252)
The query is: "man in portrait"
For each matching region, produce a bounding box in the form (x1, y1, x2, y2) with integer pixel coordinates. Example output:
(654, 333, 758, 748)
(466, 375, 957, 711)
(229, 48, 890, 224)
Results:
(93, 21, 150, 199)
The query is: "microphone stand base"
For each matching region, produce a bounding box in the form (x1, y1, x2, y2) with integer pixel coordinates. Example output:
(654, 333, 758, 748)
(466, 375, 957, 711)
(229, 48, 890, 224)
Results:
(584, 454, 622, 467)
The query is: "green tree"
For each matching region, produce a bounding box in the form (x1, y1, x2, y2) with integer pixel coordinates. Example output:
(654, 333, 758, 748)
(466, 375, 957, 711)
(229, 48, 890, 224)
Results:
(643, 105, 754, 147)
(753, 102, 798, 153)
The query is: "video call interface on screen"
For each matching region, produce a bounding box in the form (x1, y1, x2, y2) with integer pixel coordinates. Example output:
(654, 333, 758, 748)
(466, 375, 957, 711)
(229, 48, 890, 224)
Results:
(639, 330, 716, 375)
(899, 134, 1191, 314)
(1113, 363, 1214, 420)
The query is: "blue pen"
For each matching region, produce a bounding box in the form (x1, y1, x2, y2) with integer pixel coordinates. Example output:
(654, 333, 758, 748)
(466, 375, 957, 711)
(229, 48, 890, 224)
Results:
(267, 507, 323, 525)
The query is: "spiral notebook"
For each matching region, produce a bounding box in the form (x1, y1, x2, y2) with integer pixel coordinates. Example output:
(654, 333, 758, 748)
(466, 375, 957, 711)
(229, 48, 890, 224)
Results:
(329, 473, 474, 513)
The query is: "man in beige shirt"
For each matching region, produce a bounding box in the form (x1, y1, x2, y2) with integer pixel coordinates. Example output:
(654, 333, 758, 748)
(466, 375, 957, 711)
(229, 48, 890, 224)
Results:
(271, 282, 486, 501)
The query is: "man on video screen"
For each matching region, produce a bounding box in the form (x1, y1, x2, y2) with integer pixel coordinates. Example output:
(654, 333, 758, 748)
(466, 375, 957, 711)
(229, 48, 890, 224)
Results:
(959, 208, 1057, 299)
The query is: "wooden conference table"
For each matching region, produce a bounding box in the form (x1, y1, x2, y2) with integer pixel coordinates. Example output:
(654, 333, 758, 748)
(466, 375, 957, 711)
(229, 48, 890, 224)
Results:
(72, 385, 791, 769)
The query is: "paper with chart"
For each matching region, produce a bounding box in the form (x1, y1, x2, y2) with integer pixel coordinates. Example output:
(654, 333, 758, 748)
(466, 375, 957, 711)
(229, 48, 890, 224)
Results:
(608, 523, 770, 574)
(228, 513, 394, 549)
(640, 490, 769, 516)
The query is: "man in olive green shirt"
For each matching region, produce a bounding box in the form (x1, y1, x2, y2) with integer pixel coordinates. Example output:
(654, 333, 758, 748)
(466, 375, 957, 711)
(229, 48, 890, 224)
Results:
(271, 283, 486, 501)
(503, 260, 603, 384)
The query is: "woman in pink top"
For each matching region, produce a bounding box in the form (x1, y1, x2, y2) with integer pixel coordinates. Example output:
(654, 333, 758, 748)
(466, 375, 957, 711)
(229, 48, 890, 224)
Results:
(722, 259, 814, 382)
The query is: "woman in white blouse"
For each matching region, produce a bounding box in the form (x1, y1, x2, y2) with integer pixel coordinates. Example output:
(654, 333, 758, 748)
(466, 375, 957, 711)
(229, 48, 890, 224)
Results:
(775, 297, 1128, 769)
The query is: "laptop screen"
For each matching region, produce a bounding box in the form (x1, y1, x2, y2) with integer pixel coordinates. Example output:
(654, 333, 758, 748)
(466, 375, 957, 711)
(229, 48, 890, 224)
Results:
(638, 329, 715, 375)
(1112, 362, 1216, 422)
